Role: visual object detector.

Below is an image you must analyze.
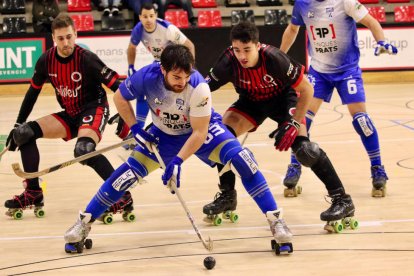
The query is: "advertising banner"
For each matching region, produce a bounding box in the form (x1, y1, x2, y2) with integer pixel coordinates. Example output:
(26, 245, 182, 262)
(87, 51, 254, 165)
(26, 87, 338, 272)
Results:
(76, 35, 154, 77)
(0, 38, 45, 82)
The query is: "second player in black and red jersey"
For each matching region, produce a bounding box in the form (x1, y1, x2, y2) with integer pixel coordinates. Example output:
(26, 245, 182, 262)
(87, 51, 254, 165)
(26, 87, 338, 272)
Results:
(4, 13, 135, 221)
(202, 22, 357, 229)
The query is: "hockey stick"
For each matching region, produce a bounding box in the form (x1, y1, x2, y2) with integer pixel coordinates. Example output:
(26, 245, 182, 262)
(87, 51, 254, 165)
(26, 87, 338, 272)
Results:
(150, 143, 213, 252)
(218, 133, 249, 177)
(11, 138, 135, 179)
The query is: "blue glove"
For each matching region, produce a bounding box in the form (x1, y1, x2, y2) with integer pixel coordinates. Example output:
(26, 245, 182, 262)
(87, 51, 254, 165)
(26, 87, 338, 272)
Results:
(162, 156, 183, 192)
(128, 65, 136, 77)
(374, 41, 398, 56)
(130, 123, 157, 150)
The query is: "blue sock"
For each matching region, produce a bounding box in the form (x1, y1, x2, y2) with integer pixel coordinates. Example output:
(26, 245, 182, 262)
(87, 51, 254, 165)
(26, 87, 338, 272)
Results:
(352, 112, 382, 166)
(290, 110, 315, 164)
(241, 172, 277, 213)
(136, 95, 149, 129)
(85, 163, 135, 219)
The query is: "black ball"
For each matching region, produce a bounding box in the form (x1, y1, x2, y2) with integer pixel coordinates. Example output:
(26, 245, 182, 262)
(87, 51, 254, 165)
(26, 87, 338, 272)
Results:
(203, 256, 216, 270)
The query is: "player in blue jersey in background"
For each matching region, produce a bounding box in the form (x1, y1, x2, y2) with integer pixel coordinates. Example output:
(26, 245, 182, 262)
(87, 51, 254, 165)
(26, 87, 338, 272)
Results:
(64, 44, 293, 254)
(280, 0, 398, 197)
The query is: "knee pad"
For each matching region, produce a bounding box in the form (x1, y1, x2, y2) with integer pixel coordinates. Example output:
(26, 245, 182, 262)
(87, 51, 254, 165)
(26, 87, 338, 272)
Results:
(352, 112, 375, 137)
(126, 156, 149, 180)
(74, 137, 96, 165)
(229, 148, 259, 179)
(13, 122, 41, 146)
(293, 138, 321, 167)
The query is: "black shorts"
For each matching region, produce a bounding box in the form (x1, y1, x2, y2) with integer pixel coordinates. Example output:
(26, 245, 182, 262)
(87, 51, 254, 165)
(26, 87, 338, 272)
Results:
(52, 102, 110, 141)
(228, 87, 298, 130)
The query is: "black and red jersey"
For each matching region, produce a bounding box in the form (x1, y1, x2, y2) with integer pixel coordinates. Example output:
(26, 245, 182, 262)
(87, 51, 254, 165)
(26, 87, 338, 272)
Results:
(206, 44, 304, 101)
(31, 45, 120, 117)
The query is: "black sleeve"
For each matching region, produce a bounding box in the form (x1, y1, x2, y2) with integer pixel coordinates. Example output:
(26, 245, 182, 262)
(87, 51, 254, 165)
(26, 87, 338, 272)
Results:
(266, 46, 304, 89)
(16, 86, 41, 124)
(205, 49, 233, 92)
(86, 51, 121, 92)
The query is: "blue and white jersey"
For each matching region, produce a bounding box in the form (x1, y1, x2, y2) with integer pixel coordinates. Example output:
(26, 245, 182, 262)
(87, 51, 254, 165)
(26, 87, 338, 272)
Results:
(119, 62, 212, 135)
(130, 19, 188, 61)
(291, 0, 368, 73)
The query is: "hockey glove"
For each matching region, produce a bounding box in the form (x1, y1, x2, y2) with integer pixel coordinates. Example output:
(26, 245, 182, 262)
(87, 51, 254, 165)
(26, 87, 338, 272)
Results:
(162, 156, 183, 193)
(130, 123, 158, 151)
(269, 118, 300, 151)
(128, 65, 136, 77)
(108, 113, 130, 139)
(374, 41, 398, 56)
(6, 123, 20, 151)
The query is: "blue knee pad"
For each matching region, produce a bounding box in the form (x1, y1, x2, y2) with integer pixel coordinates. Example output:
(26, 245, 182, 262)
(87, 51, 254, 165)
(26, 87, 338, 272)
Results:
(352, 112, 375, 137)
(85, 161, 145, 219)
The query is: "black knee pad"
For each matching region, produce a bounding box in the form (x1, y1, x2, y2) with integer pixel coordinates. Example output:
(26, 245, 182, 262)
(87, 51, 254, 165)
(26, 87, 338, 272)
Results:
(74, 137, 96, 165)
(13, 121, 42, 146)
(292, 137, 321, 167)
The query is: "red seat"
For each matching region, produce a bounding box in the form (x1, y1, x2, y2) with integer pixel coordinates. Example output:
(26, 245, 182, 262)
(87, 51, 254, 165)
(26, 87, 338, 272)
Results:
(165, 10, 189, 28)
(192, 0, 217, 8)
(67, 0, 91, 12)
(198, 10, 222, 27)
(367, 6, 386, 22)
(71, 14, 94, 31)
(394, 6, 414, 22)
(359, 0, 379, 3)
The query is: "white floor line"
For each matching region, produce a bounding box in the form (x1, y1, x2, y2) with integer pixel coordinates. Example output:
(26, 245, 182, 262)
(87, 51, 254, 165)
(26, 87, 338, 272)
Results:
(1, 218, 414, 241)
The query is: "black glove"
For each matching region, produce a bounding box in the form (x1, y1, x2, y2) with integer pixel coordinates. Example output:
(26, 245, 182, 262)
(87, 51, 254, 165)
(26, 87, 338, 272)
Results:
(6, 124, 20, 151)
(269, 118, 300, 151)
(108, 113, 130, 139)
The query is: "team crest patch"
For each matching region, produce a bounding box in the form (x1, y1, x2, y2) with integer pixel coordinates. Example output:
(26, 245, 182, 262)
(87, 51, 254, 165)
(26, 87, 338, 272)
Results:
(307, 11, 314, 18)
(176, 98, 184, 106)
(196, 97, 209, 107)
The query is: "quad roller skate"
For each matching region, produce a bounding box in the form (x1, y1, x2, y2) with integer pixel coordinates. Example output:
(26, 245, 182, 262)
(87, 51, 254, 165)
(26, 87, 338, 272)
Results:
(371, 165, 388, 197)
(98, 191, 135, 224)
(4, 180, 45, 220)
(64, 212, 93, 253)
(203, 189, 238, 226)
(266, 209, 293, 255)
(283, 164, 302, 197)
(320, 191, 358, 233)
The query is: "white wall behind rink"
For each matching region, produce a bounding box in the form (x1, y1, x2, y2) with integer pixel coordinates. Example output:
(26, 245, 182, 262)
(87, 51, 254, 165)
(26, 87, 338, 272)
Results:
(77, 35, 154, 77)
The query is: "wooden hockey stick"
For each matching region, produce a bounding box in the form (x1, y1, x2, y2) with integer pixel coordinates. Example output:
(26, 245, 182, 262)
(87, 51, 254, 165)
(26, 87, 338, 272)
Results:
(12, 138, 135, 179)
(150, 143, 213, 252)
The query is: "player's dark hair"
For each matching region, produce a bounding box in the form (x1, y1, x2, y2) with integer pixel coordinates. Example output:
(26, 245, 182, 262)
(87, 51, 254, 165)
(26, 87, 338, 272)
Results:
(52, 13, 75, 33)
(230, 21, 259, 43)
(139, 2, 156, 15)
(161, 44, 195, 74)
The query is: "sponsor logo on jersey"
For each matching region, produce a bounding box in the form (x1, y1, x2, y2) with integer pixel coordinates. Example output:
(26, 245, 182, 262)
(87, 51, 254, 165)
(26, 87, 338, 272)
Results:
(176, 98, 185, 110)
(196, 96, 209, 107)
(326, 7, 334, 17)
(154, 97, 163, 105)
(71, 72, 82, 82)
(307, 11, 314, 18)
(240, 79, 251, 84)
(57, 85, 81, 98)
(48, 73, 57, 77)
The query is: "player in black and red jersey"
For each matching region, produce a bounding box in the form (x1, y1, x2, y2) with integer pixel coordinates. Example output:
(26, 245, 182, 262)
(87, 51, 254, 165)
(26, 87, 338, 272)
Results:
(203, 21, 357, 232)
(4, 13, 134, 221)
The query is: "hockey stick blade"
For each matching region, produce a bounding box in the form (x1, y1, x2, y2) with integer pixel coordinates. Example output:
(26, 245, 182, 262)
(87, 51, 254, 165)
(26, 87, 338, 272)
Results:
(11, 138, 135, 179)
(0, 145, 10, 161)
(150, 143, 213, 252)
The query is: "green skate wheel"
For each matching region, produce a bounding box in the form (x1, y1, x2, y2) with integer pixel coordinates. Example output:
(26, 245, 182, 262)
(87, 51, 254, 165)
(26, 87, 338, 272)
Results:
(334, 221, 343, 233)
(13, 210, 23, 220)
(350, 218, 359, 230)
(122, 212, 136, 222)
(103, 214, 113, 225)
(213, 215, 222, 226)
(84, 239, 93, 249)
(229, 212, 238, 223)
(35, 208, 45, 218)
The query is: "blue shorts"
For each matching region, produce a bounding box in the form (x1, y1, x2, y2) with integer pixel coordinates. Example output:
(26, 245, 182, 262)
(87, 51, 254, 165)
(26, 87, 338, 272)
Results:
(308, 66, 366, 104)
(130, 112, 241, 173)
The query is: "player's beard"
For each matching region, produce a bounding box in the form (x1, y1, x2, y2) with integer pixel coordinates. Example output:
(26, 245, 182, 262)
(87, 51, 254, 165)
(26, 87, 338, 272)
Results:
(164, 78, 186, 93)
(59, 46, 74, 57)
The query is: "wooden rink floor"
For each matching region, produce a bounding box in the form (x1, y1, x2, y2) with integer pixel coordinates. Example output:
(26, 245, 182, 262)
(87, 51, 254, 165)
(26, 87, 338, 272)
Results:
(1, 79, 414, 275)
